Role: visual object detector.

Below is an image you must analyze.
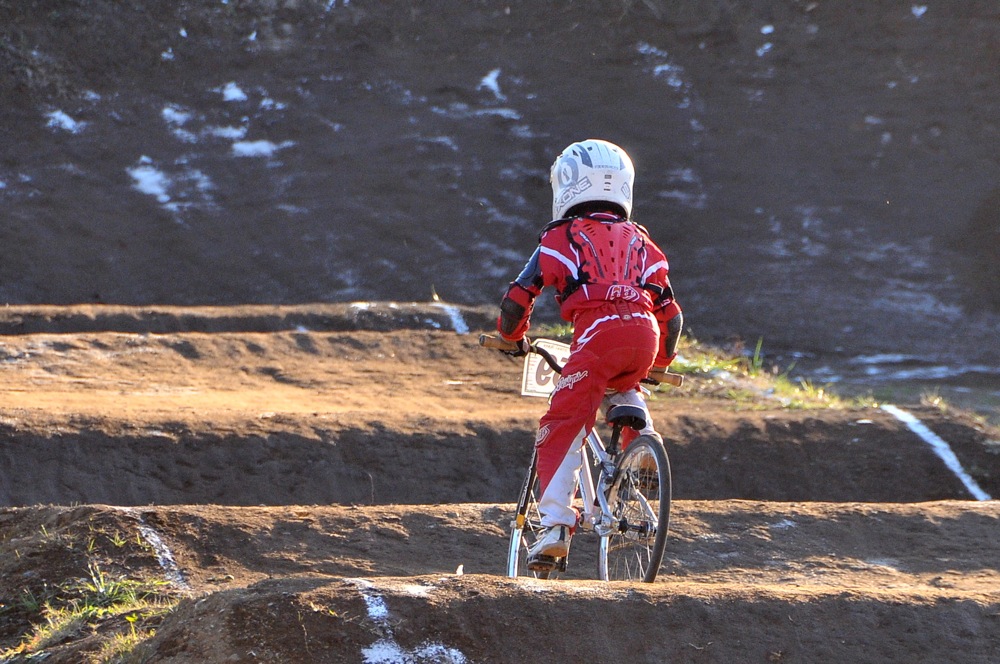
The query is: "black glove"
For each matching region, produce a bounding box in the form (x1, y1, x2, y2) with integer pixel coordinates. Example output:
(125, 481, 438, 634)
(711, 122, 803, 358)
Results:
(501, 337, 531, 357)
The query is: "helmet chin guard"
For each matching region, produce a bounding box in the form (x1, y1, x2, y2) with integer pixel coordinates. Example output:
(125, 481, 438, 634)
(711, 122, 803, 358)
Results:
(550, 139, 635, 220)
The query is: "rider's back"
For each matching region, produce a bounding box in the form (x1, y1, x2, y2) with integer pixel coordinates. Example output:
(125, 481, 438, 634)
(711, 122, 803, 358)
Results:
(537, 212, 667, 321)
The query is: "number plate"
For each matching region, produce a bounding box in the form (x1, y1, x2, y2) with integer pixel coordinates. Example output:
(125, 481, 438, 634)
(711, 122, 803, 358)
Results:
(521, 339, 571, 398)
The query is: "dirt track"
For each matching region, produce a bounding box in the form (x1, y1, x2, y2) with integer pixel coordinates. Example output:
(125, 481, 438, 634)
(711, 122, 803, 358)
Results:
(3, 0, 1000, 659)
(0, 305, 998, 662)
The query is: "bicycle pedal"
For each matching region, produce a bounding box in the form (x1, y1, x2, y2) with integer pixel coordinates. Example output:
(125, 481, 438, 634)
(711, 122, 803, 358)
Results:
(526, 554, 559, 572)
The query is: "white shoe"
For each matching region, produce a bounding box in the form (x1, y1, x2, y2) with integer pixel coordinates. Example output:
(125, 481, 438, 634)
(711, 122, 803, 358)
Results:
(528, 525, 572, 561)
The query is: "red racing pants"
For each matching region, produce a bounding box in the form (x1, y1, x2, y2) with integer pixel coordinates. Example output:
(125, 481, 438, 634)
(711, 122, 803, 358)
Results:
(534, 303, 659, 528)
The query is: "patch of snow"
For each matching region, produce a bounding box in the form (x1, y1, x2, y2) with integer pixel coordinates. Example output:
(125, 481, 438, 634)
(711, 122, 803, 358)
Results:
(348, 579, 467, 664)
(231, 139, 295, 157)
(430, 102, 521, 121)
(205, 125, 248, 140)
(260, 97, 287, 111)
(220, 81, 248, 102)
(162, 105, 191, 125)
(126, 156, 216, 216)
(128, 159, 171, 203)
(399, 584, 433, 597)
(111, 507, 190, 590)
(45, 110, 86, 134)
(637, 42, 698, 110)
(421, 135, 459, 151)
(478, 68, 505, 100)
(865, 557, 903, 570)
(432, 303, 470, 335)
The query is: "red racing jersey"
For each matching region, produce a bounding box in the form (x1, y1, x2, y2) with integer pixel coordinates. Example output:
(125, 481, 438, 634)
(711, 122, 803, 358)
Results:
(498, 212, 681, 366)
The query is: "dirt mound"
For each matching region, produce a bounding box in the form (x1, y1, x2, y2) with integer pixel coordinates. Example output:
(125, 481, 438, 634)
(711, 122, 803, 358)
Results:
(0, 311, 998, 661)
(0, 302, 497, 335)
(2, 502, 998, 663)
(0, 314, 996, 507)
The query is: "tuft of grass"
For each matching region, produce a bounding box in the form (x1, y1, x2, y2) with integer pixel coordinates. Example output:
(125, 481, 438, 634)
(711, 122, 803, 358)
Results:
(17, 587, 44, 613)
(531, 321, 574, 341)
(772, 375, 838, 409)
(93, 612, 157, 664)
(107, 530, 128, 548)
(0, 562, 177, 661)
(748, 337, 766, 377)
(528, 329, 878, 411)
(666, 336, 855, 410)
(920, 389, 948, 411)
(670, 337, 744, 376)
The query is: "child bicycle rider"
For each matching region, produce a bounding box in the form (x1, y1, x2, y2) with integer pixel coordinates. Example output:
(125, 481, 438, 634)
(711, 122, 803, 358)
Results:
(493, 139, 683, 570)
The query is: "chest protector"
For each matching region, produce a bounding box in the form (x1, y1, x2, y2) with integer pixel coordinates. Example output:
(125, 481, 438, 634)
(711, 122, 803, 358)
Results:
(562, 216, 648, 302)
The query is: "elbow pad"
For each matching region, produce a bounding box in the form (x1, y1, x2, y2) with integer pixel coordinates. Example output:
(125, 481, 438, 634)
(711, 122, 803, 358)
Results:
(499, 297, 527, 338)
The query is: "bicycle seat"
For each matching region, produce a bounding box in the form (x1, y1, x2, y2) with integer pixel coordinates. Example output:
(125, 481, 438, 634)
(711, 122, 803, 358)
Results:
(606, 404, 646, 431)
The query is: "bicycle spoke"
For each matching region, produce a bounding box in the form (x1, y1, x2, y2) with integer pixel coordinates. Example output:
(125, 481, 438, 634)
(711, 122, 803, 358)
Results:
(600, 436, 671, 582)
(508, 455, 561, 580)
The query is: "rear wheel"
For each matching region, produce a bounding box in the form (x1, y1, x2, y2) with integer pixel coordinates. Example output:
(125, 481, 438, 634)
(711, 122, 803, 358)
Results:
(507, 452, 562, 579)
(599, 435, 671, 582)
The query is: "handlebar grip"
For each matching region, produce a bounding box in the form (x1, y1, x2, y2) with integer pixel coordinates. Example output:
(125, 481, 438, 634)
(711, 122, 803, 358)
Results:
(479, 334, 520, 352)
(658, 372, 684, 387)
(647, 370, 684, 387)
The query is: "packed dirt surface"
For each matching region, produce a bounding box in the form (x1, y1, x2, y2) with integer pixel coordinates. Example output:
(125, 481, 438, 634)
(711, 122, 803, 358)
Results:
(1, 307, 998, 662)
(2, 0, 999, 382)
(2, 0, 1000, 659)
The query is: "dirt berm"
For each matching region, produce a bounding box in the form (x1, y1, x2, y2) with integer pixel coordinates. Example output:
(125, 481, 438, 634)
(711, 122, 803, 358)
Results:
(0, 304, 997, 662)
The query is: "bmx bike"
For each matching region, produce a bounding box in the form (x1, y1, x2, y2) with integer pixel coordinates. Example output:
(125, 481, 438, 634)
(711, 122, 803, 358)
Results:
(480, 334, 683, 583)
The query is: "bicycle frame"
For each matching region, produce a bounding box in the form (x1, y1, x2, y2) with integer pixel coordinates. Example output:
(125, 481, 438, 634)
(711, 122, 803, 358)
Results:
(576, 429, 618, 537)
(484, 333, 674, 581)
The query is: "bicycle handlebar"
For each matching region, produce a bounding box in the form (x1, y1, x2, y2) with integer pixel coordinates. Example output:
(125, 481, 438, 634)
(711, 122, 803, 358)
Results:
(478, 334, 684, 387)
(479, 334, 563, 374)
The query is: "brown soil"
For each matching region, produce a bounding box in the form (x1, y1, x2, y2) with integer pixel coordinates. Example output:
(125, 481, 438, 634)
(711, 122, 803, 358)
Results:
(1, 306, 998, 662)
(2, 3, 1000, 659)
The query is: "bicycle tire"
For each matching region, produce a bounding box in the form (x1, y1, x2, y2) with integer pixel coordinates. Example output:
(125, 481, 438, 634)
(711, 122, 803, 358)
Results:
(599, 434, 671, 582)
(507, 452, 559, 579)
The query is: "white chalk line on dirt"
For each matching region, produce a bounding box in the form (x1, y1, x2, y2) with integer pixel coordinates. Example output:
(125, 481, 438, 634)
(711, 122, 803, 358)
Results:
(881, 404, 992, 501)
(347, 578, 468, 664)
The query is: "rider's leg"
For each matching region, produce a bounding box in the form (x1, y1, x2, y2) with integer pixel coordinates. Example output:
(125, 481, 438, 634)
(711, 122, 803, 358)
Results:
(529, 427, 585, 561)
(533, 321, 658, 527)
(534, 349, 604, 530)
(537, 426, 585, 528)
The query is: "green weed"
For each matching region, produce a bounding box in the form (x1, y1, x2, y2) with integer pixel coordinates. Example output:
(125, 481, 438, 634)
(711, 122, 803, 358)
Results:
(531, 322, 574, 341)
(0, 562, 176, 661)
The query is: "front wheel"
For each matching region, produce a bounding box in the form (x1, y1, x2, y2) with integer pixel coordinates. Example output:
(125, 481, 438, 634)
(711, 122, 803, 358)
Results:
(599, 434, 671, 582)
(507, 452, 562, 579)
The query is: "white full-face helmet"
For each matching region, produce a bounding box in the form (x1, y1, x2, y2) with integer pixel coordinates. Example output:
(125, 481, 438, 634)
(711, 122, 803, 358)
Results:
(549, 139, 635, 220)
